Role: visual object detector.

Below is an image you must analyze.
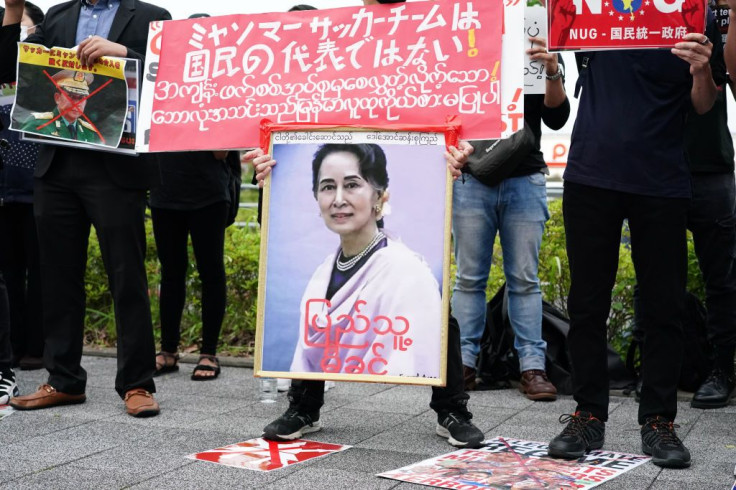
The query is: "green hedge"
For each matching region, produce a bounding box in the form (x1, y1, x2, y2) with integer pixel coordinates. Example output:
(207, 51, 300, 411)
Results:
(84, 218, 261, 355)
(83, 199, 704, 358)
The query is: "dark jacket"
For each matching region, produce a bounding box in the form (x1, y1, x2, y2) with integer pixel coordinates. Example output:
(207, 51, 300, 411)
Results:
(0, 0, 171, 190)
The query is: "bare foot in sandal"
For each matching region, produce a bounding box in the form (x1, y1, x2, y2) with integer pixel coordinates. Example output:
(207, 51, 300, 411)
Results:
(191, 354, 220, 381)
(154, 351, 179, 377)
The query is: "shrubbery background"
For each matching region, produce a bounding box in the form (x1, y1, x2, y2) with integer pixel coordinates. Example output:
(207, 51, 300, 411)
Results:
(82, 199, 705, 359)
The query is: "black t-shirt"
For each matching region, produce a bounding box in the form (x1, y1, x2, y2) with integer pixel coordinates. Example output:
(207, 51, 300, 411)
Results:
(685, 87, 734, 175)
(565, 15, 726, 198)
(150, 151, 231, 210)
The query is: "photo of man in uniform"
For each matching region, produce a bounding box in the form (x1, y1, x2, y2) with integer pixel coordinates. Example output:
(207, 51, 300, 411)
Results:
(20, 69, 101, 143)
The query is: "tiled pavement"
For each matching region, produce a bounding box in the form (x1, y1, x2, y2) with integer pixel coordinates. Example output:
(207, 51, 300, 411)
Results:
(1, 355, 734, 489)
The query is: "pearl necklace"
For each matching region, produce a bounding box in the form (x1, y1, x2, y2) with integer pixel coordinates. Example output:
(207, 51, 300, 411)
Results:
(336, 232, 385, 272)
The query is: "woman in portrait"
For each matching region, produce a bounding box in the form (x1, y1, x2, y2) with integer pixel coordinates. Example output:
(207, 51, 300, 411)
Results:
(289, 143, 442, 378)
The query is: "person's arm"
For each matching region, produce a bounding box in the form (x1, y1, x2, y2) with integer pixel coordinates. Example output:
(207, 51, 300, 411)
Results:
(1, 0, 23, 26)
(444, 140, 474, 180)
(527, 36, 567, 109)
(76, 9, 172, 65)
(672, 32, 717, 114)
(242, 148, 277, 187)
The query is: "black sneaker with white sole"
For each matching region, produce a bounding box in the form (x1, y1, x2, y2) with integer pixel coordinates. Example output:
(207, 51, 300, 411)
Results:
(548, 411, 605, 459)
(641, 416, 691, 468)
(436, 410, 484, 448)
(262, 407, 322, 441)
(0, 369, 19, 405)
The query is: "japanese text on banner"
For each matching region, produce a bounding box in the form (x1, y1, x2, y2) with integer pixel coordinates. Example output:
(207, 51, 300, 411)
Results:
(146, 1, 503, 151)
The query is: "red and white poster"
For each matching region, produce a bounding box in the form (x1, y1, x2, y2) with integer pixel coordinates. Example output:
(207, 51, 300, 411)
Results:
(186, 438, 350, 472)
(140, 1, 503, 152)
(547, 0, 707, 51)
(378, 437, 650, 489)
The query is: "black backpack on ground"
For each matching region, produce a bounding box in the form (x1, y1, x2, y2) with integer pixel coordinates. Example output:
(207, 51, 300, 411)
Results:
(626, 291, 710, 392)
(476, 284, 634, 395)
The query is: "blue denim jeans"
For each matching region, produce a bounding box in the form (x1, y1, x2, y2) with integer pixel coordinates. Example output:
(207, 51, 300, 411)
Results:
(452, 172, 549, 372)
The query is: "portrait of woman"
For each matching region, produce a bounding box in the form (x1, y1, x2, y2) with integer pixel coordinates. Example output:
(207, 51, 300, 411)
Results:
(289, 143, 442, 378)
(255, 136, 450, 382)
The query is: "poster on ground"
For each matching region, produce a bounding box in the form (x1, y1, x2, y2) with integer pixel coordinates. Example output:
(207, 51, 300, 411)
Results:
(11, 44, 130, 150)
(139, 1, 504, 151)
(378, 437, 650, 489)
(254, 126, 453, 386)
(187, 438, 351, 471)
(547, 0, 707, 51)
(0, 405, 14, 421)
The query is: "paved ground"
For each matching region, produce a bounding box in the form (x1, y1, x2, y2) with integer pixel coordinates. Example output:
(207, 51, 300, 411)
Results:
(1, 355, 735, 489)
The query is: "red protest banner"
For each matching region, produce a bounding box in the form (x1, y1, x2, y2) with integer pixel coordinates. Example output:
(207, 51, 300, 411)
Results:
(547, 0, 707, 51)
(146, 2, 502, 152)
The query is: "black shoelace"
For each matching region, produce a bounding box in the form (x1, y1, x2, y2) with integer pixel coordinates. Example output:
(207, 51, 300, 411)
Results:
(558, 412, 594, 438)
(645, 418, 682, 447)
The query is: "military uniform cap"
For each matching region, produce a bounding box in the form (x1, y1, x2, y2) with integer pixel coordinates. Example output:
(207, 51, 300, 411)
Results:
(52, 70, 94, 96)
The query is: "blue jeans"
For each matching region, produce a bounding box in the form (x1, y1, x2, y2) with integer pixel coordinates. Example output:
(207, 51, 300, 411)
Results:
(452, 172, 549, 372)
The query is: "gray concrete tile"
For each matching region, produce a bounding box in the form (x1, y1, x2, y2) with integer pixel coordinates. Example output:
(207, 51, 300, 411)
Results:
(262, 468, 397, 489)
(4, 465, 131, 490)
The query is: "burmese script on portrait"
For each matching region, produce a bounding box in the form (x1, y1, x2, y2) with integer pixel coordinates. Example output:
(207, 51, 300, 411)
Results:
(254, 129, 453, 386)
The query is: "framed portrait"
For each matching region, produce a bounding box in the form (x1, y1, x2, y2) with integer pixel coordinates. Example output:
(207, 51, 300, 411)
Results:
(254, 124, 457, 386)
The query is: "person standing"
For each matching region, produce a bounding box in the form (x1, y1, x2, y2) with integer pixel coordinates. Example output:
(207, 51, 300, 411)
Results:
(545, 19, 721, 469)
(445, 35, 569, 400)
(150, 150, 238, 381)
(0, 1, 45, 372)
(3, 0, 171, 417)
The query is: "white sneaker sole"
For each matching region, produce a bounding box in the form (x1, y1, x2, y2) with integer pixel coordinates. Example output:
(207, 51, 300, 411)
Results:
(436, 424, 472, 448)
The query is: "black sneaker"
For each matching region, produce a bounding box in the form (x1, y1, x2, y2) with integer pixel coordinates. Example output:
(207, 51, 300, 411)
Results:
(548, 411, 605, 459)
(691, 368, 735, 409)
(0, 369, 20, 405)
(641, 416, 691, 468)
(436, 410, 484, 448)
(262, 407, 322, 441)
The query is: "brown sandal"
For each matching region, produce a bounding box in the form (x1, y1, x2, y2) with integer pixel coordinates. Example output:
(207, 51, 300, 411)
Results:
(191, 354, 220, 381)
(154, 351, 179, 377)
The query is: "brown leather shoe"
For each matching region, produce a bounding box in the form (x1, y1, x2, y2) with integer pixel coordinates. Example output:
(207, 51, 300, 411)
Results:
(519, 370, 557, 401)
(124, 388, 160, 417)
(9, 384, 86, 410)
(463, 366, 477, 391)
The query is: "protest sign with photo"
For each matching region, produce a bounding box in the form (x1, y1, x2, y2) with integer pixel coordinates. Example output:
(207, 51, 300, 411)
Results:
(254, 127, 453, 385)
(136, 19, 166, 153)
(20, 59, 140, 155)
(10, 44, 130, 149)
(378, 437, 651, 489)
(187, 438, 351, 471)
(525, 5, 548, 95)
(547, 0, 707, 51)
(141, 1, 503, 152)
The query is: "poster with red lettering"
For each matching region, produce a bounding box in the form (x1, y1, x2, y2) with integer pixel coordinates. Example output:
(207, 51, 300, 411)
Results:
(187, 438, 350, 472)
(254, 126, 453, 386)
(139, 1, 503, 152)
(547, 0, 707, 51)
(378, 437, 651, 489)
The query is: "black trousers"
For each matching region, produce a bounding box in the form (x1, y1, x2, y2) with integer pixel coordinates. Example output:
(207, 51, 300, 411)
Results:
(34, 153, 156, 398)
(0, 273, 10, 371)
(287, 313, 470, 415)
(151, 202, 228, 356)
(0, 202, 43, 361)
(688, 173, 736, 351)
(563, 181, 688, 424)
